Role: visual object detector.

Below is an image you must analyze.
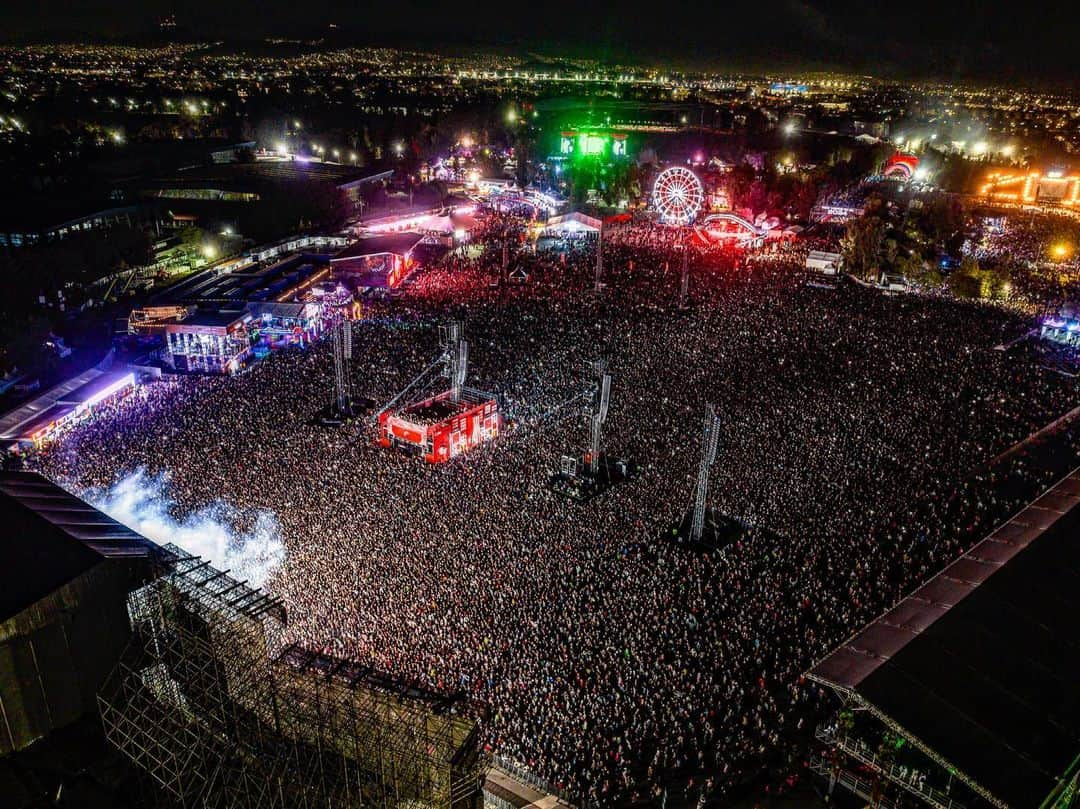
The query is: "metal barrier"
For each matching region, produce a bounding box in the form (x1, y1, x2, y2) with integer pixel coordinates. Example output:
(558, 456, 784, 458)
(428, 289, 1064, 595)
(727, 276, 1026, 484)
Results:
(815, 726, 965, 809)
(490, 755, 593, 808)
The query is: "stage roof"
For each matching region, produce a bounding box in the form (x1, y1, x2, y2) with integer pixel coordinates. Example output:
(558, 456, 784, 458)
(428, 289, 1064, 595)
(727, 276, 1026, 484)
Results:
(332, 233, 425, 261)
(246, 301, 312, 320)
(56, 370, 136, 408)
(8, 403, 77, 441)
(0, 472, 162, 623)
(807, 469, 1080, 808)
(171, 309, 250, 329)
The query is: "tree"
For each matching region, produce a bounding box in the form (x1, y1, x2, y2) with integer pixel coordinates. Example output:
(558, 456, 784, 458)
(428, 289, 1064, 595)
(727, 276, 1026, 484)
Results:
(4, 314, 59, 377)
(842, 216, 886, 281)
(946, 256, 1010, 300)
(599, 161, 643, 207)
(725, 164, 755, 209)
(914, 194, 966, 249)
(896, 252, 941, 286)
(507, 115, 539, 190)
(947, 258, 982, 299)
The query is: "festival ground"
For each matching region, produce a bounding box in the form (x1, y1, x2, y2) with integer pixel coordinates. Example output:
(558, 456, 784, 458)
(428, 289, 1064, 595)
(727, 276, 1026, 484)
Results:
(30, 218, 1080, 806)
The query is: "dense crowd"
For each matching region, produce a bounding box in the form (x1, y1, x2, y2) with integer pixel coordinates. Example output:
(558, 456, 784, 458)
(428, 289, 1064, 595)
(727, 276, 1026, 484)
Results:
(966, 211, 1080, 270)
(32, 216, 1080, 806)
(964, 211, 1080, 309)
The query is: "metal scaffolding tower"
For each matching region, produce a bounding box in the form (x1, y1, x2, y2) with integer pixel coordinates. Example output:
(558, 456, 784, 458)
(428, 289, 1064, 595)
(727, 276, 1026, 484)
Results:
(375, 320, 474, 422)
(586, 360, 611, 474)
(331, 319, 353, 415)
(546, 358, 631, 502)
(691, 404, 721, 542)
(594, 226, 604, 292)
(441, 320, 469, 403)
(98, 544, 487, 809)
(678, 242, 690, 308)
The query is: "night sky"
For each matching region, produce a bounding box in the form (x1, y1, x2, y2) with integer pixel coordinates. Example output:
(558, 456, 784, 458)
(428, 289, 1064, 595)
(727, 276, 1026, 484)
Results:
(2, 0, 1078, 83)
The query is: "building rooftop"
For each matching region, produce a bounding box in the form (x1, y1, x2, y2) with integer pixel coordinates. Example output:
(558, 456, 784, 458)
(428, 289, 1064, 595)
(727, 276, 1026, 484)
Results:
(7, 403, 78, 442)
(170, 309, 250, 329)
(147, 159, 392, 193)
(332, 233, 425, 261)
(0, 195, 144, 233)
(56, 370, 135, 408)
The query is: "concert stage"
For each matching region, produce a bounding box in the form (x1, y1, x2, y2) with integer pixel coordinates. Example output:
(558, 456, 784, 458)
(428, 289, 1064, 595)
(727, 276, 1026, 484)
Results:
(378, 388, 500, 462)
(548, 453, 633, 502)
(664, 508, 744, 553)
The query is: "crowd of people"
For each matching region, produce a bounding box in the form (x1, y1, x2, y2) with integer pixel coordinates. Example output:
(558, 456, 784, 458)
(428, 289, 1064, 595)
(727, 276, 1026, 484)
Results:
(31, 213, 1080, 806)
(964, 210, 1080, 308)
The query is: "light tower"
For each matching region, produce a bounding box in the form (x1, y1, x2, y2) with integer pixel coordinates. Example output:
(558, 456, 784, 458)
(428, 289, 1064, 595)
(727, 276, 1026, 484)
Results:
(548, 359, 631, 502)
(678, 240, 690, 308)
(690, 404, 721, 543)
(594, 224, 604, 292)
(586, 359, 612, 474)
(331, 319, 353, 417)
(440, 321, 469, 403)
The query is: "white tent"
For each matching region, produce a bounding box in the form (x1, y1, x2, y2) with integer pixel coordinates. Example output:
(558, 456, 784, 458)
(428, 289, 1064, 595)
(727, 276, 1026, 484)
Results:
(414, 211, 479, 237)
(545, 212, 602, 235)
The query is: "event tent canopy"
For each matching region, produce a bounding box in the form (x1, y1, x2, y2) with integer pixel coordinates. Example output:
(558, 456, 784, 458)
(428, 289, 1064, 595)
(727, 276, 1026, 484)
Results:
(545, 212, 602, 234)
(413, 211, 479, 236)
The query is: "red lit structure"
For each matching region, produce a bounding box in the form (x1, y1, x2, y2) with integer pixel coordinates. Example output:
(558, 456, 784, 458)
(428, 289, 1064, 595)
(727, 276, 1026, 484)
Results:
(884, 153, 919, 180)
(378, 389, 499, 463)
(330, 233, 425, 290)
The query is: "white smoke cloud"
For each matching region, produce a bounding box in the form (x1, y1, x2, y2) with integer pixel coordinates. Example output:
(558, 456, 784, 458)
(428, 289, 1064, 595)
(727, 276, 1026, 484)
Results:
(87, 469, 285, 588)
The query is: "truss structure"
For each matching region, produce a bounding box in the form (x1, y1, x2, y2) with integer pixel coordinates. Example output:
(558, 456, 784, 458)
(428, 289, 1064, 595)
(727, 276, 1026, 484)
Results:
(98, 544, 487, 809)
(594, 225, 604, 292)
(586, 360, 611, 475)
(331, 319, 353, 416)
(808, 684, 998, 809)
(441, 321, 469, 403)
(376, 320, 471, 421)
(691, 404, 721, 542)
(678, 242, 690, 308)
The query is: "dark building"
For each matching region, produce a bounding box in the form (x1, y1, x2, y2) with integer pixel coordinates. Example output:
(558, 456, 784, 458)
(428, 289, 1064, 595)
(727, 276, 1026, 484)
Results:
(0, 199, 163, 248)
(141, 159, 392, 208)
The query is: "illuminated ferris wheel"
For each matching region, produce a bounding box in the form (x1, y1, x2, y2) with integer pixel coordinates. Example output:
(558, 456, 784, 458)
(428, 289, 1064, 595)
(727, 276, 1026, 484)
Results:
(652, 166, 704, 225)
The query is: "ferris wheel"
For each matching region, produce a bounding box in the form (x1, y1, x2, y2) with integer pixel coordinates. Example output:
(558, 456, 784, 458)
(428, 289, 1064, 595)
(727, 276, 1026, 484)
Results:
(652, 166, 704, 225)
